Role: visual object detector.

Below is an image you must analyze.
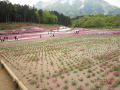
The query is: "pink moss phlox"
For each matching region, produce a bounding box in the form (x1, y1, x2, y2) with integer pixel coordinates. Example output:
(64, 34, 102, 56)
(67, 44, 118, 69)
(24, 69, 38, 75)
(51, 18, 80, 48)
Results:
(52, 78, 57, 83)
(69, 88, 75, 90)
(79, 84, 84, 89)
(89, 85, 94, 89)
(100, 64, 105, 67)
(61, 85, 65, 89)
(108, 88, 113, 90)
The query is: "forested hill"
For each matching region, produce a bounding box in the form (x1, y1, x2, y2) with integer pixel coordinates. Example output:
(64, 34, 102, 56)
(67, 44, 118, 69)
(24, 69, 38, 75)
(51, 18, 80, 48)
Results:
(72, 15, 120, 28)
(0, 1, 71, 26)
(36, 0, 120, 17)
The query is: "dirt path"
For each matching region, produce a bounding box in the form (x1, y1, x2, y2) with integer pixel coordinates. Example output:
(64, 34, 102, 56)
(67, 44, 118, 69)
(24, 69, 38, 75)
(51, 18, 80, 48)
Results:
(0, 65, 18, 90)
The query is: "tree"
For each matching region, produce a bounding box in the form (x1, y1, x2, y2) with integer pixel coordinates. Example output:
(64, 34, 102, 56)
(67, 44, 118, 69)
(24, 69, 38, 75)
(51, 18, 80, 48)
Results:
(0, 0, 71, 26)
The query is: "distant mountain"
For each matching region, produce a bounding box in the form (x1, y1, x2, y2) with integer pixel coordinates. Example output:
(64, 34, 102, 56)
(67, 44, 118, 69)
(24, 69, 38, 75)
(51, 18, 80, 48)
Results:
(35, 0, 120, 17)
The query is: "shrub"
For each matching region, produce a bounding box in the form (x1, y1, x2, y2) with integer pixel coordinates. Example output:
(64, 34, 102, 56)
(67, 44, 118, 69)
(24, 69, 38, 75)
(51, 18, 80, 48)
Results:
(113, 66, 120, 71)
(85, 83, 89, 86)
(72, 81, 77, 86)
(112, 80, 120, 88)
(87, 74, 90, 78)
(114, 73, 119, 77)
(64, 85, 69, 89)
(50, 61, 54, 65)
(42, 88, 47, 90)
(64, 80, 68, 84)
(36, 84, 40, 88)
(88, 69, 92, 73)
(30, 80, 37, 85)
(92, 73, 95, 76)
(79, 78, 83, 82)
(94, 84, 102, 88)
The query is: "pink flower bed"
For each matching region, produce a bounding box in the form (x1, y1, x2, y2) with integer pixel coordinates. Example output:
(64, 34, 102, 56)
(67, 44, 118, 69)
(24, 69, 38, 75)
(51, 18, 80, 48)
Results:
(0, 28, 120, 40)
(75, 28, 120, 35)
(2, 27, 52, 34)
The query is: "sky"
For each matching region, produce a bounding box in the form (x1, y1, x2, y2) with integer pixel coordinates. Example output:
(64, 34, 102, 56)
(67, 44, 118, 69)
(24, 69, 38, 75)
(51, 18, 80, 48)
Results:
(8, 0, 120, 7)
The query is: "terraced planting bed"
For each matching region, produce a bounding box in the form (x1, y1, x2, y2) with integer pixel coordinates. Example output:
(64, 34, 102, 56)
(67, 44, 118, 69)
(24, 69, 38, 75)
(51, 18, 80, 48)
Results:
(0, 35, 120, 90)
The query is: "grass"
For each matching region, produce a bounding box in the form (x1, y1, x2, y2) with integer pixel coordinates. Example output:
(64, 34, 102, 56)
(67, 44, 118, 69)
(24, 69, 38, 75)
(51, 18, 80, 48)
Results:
(0, 23, 60, 30)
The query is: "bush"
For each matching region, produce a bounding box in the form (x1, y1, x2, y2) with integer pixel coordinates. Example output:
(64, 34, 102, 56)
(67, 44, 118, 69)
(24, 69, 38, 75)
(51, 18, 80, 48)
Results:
(112, 80, 120, 88)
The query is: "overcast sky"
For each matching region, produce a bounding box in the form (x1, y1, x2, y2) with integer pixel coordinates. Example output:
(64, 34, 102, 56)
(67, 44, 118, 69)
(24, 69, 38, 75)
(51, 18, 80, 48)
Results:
(9, 0, 120, 7)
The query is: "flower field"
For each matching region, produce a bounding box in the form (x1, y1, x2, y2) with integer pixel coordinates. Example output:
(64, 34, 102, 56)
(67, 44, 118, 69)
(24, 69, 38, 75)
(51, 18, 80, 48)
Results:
(0, 34, 120, 90)
(1, 28, 120, 41)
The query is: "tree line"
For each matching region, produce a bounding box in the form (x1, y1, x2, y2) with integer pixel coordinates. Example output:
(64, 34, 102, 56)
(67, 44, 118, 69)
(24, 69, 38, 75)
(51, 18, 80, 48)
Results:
(0, 0, 71, 26)
(72, 14, 120, 28)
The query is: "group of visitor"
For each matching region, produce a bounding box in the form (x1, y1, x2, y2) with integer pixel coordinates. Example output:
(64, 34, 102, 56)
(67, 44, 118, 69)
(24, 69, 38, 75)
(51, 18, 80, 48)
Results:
(75, 30, 79, 34)
(0, 36, 8, 42)
(0, 36, 18, 42)
(14, 36, 18, 40)
(0, 33, 56, 42)
(40, 33, 55, 38)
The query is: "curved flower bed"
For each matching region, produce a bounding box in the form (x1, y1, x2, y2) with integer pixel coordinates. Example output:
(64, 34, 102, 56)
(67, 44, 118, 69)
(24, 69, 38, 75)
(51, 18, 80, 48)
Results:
(0, 28, 120, 40)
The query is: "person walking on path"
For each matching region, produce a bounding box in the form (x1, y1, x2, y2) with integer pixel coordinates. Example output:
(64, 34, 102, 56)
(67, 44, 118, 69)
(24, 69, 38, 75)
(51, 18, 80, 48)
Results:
(14, 36, 18, 40)
(14, 36, 16, 40)
(1, 37, 4, 42)
(3, 37, 6, 41)
(40, 34, 42, 38)
(6, 37, 8, 40)
(53, 33, 55, 37)
(0, 36, 1, 42)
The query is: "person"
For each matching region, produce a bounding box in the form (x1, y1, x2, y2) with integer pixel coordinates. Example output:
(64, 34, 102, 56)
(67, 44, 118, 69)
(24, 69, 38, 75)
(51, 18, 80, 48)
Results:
(40, 34, 42, 38)
(16, 36, 18, 40)
(76, 30, 79, 34)
(14, 36, 16, 40)
(75, 30, 77, 34)
(14, 36, 18, 40)
(4, 37, 6, 41)
(1, 37, 5, 42)
(0, 36, 1, 42)
(6, 37, 8, 40)
(0, 37, 3, 42)
(53, 33, 55, 37)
